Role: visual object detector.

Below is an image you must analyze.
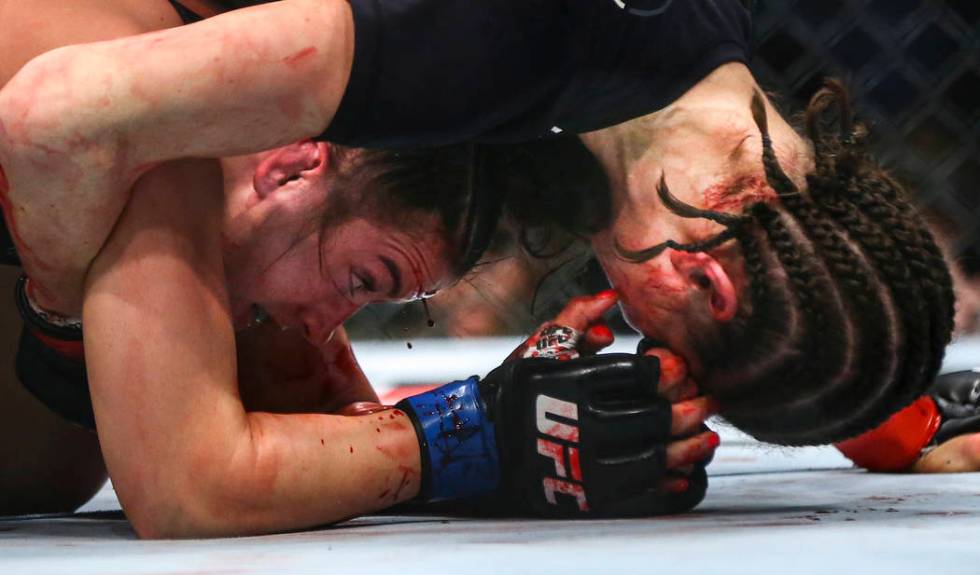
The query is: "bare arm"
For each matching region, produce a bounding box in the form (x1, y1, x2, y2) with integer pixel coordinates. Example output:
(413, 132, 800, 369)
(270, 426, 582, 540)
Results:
(84, 159, 419, 538)
(0, 0, 353, 313)
(1, 0, 351, 164)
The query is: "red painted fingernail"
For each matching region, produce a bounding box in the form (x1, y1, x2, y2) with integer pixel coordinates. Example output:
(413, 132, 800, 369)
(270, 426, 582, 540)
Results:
(707, 432, 721, 449)
(591, 324, 613, 339)
(596, 289, 618, 299)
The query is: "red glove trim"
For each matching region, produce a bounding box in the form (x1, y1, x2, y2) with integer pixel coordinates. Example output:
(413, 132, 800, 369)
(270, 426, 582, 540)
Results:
(30, 330, 85, 361)
(835, 396, 942, 471)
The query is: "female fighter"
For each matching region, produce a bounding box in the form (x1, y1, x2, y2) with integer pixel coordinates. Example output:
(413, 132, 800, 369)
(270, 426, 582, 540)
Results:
(0, 0, 718, 534)
(490, 67, 959, 460)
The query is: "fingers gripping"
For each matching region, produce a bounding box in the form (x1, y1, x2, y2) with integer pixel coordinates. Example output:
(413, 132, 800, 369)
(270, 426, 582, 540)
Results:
(639, 344, 698, 402)
(552, 290, 619, 332)
(503, 354, 715, 517)
(666, 430, 720, 469)
(671, 397, 719, 437)
(512, 291, 619, 362)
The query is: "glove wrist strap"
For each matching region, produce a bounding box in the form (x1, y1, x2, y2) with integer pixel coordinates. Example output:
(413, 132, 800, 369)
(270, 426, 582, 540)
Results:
(396, 377, 501, 502)
(15, 275, 84, 359)
(835, 396, 941, 471)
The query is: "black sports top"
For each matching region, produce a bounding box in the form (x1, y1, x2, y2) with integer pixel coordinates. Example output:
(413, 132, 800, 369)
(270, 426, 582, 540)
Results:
(8, 0, 751, 266)
(327, 0, 752, 148)
(171, 0, 751, 148)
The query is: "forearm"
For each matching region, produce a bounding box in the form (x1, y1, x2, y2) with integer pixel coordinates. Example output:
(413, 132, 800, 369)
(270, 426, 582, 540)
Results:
(83, 159, 415, 538)
(0, 0, 350, 176)
(182, 410, 420, 538)
(0, 0, 271, 313)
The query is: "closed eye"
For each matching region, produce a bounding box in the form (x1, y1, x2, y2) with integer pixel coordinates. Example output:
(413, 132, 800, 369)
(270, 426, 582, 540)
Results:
(349, 269, 376, 297)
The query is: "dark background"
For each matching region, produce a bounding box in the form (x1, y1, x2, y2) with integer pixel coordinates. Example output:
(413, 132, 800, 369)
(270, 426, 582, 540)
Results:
(753, 0, 979, 272)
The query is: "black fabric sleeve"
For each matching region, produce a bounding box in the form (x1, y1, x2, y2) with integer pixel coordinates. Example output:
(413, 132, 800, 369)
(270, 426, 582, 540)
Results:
(320, 0, 751, 149)
(321, 0, 573, 148)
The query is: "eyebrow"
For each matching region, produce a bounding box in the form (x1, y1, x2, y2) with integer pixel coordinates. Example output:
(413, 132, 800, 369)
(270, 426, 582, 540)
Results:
(728, 135, 752, 162)
(380, 256, 402, 298)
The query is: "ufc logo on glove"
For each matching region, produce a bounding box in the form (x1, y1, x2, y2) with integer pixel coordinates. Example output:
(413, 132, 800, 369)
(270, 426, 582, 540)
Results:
(397, 355, 706, 518)
(536, 395, 589, 511)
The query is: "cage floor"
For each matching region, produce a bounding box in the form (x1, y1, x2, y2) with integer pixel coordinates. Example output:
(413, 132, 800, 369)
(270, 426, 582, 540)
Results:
(4, 442, 980, 574)
(4, 337, 980, 574)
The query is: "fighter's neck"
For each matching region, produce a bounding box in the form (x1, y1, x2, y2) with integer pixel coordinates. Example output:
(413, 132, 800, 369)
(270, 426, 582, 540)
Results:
(581, 62, 758, 168)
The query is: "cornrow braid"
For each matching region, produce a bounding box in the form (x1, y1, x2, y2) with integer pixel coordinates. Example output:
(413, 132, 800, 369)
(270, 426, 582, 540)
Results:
(614, 81, 955, 445)
(838, 176, 954, 383)
(741, 84, 950, 444)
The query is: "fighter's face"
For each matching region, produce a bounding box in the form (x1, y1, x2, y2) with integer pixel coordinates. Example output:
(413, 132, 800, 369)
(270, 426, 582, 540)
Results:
(585, 107, 772, 376)
(219, 142, 454, 345)
(228, 214, 453, 346)
(594, 236, 741, 378)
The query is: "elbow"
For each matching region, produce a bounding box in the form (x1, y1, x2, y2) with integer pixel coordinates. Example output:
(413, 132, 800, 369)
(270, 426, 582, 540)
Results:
(0, 48, 118, 171)
(122, 441, 275, 539)
(125, 479, 252, 540)
(123, 487, 224, 540)
(118, 458, 246, 539)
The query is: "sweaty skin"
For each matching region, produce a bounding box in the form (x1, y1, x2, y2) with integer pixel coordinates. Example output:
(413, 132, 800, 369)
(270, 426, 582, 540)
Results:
(0, 0, 410, 532)
(0, 0, 354, 314)
(0, 0, 720, 532)
(83, 157, 424, 537)
(580, 62, 800, 384)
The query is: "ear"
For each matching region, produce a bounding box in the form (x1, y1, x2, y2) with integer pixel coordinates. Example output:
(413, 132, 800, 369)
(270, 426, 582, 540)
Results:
(252, 140, 329, 199)
(669, 251, 738, 322)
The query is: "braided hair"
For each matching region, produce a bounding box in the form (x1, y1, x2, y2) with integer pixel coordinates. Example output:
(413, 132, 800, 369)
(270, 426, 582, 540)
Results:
(615, 81, 955, 444)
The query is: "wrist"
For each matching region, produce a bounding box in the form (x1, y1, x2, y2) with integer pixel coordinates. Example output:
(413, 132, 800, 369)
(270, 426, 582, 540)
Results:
(835, 396, 942, 471)
(15, 275, 84, 358)
(396, 376, 501, 502)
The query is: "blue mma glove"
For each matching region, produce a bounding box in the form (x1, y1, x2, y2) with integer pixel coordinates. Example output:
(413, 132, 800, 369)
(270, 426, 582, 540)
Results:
(397, 353, 708, 517)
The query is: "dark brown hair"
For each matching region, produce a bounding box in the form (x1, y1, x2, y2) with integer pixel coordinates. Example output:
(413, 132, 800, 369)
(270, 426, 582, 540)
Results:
(615, 81, 955, 444)
(496, 81, 955, 445)
(325, 144, 502, 277)
(476, 138, 613, 258)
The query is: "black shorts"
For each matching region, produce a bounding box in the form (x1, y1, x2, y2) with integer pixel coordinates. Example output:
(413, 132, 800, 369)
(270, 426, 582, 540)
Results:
(1, 216, 18, 267)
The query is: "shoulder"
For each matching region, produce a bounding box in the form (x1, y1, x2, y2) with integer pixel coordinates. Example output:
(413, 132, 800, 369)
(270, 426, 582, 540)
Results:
(0, 0, 183, 86)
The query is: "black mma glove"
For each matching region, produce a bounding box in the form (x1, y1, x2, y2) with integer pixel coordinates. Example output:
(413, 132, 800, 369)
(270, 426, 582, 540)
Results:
(396, 353, 707, 518)
(930, 369, 980, 445)
(13, 274, 93, 429)
(836, 369, 980, 471)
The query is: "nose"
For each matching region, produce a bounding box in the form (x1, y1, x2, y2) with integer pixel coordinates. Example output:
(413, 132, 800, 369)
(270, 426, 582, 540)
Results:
(300, 301, 358, 346)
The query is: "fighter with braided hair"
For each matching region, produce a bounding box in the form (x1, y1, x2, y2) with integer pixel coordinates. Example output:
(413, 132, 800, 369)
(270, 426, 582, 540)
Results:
(0, 0, 724, 534)
(491, 63, 957, 449)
